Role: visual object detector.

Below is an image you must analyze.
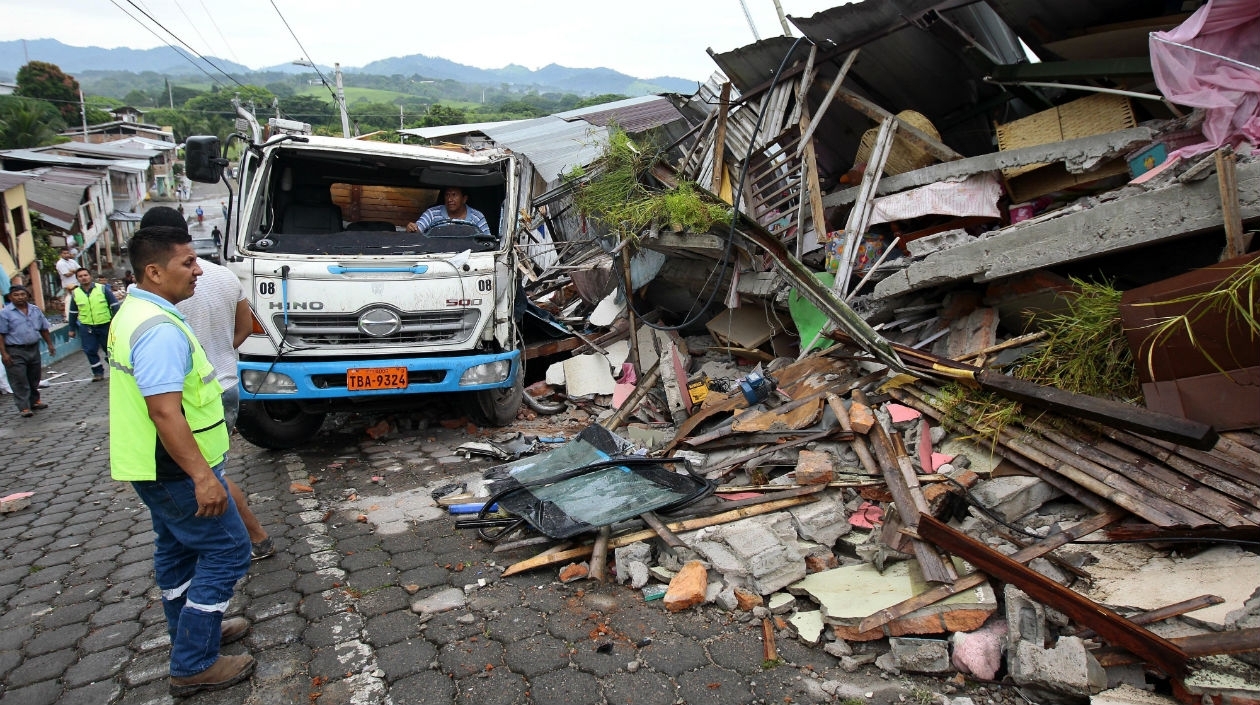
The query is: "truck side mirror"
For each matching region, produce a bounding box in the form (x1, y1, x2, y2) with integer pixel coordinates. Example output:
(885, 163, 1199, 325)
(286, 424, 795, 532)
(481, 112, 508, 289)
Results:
(185, 136, 224, 183)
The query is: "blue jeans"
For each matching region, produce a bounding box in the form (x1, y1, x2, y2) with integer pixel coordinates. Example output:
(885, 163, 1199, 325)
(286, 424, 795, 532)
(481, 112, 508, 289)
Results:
(78, 322, 110, 375)
(131, 464, 251, 677)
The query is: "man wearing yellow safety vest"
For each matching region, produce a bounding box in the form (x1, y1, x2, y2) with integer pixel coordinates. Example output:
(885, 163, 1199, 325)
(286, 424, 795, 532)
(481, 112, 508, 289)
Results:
(108, 225, 255, 697)
(67, 267, 120, 381)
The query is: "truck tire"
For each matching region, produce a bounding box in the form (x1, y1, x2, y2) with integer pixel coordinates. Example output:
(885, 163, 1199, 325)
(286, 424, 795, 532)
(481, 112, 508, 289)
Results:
(235, 401, 327, 450)
(462, 370, 524, 427)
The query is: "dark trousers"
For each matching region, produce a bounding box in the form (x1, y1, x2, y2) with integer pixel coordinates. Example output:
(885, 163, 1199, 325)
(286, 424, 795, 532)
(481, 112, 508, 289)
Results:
(5, 343, 41, 412)
(79, 323, 110, 375)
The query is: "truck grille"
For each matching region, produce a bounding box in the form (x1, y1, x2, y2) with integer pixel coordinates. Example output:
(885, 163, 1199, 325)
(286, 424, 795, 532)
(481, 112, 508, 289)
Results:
(273, 310, 480, 346)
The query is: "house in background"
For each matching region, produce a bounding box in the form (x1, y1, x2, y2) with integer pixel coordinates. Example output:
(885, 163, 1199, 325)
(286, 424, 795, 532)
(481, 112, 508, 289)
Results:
(0, 171, 45, 309)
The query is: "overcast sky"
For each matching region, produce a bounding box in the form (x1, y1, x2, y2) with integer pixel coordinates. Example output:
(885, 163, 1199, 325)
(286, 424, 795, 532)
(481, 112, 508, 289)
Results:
(0, 0, 851, 81)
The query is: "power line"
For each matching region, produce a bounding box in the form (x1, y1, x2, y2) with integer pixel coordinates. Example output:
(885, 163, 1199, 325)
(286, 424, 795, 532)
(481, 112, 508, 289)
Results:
(197, 0, 243, 66)
(107, 0, 226, 88)
(121, 0, 249, 90)
(172, 0, 220, 66)
(268, 0, 341, 107)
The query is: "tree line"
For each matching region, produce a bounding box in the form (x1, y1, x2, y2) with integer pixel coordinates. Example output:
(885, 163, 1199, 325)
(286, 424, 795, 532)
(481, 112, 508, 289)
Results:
(0, 61, 628, 149)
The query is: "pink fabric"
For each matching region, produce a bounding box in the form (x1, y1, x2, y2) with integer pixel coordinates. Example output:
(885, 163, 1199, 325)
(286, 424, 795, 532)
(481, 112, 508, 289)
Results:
(1151, 0, 1260, 158)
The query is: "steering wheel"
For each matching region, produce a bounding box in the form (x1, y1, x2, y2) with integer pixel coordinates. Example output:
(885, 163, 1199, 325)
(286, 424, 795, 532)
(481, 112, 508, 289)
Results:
(426, 218, 497, 241)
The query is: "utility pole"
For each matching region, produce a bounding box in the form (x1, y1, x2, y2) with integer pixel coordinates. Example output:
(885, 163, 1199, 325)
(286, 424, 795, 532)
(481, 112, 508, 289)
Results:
(737, 0, 761, 40)
(335, 63, 350, 138)
(79, 88, 88, 137)
(167, 78, 174, 109)
(399, 105, 404, 129)
(771, 0, 792, 36)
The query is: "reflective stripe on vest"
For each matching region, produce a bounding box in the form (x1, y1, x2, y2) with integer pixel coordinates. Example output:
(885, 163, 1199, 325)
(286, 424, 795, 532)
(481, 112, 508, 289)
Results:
(72, 285, 112, 326)
(108, 295, 228, 482)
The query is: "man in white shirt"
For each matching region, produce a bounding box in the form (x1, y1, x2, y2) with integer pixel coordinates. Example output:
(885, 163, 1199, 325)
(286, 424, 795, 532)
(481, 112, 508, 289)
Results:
(55, 248, 81, 308)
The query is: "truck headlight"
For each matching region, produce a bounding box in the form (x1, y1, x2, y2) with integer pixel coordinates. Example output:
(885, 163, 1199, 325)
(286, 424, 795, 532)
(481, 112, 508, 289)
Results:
(460, 360, 510, 385)
(241, 370, 298, 394)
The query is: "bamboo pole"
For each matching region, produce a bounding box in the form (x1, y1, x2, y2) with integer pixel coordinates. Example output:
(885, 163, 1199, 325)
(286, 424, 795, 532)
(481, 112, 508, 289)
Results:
(589, 527, 611, 582)
(825, 393, 880, 476)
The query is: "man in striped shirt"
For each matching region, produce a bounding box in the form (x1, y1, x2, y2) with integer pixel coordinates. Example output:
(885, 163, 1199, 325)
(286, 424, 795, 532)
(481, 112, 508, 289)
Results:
(405, 186, 490, 235)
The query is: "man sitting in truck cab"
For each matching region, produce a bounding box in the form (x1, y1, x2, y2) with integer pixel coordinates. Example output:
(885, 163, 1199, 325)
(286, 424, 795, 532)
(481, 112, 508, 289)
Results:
(405, 186, 490, 236)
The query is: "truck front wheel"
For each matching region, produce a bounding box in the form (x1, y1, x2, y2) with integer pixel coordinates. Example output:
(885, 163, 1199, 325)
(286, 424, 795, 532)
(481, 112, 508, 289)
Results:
(235, 401, 327, 450)
(462, 370, 524, 427)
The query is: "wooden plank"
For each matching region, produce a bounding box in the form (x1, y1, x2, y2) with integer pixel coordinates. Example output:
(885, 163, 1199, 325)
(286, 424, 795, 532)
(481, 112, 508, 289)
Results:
(1217, 147, 1246, 260)
(711, 82, 731, 195)
(1093, 627, 1260, 667)
(826, 394, 880, 476)
(834, 117, 897, 296)
(858, 508, 1126, 633)
(798, 49, 859, 153)
(731, 396, 823, 432)
(499, 495, 819, 577)
(833, 86, 962, 163)
(801, 108, 828, 247)
(1073, 594, 1225, 640)
(919, 514, 1188, 676)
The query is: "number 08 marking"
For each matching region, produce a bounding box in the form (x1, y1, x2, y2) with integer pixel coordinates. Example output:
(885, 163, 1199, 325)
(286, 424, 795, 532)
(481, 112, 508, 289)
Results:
(477, 279, 492, 292)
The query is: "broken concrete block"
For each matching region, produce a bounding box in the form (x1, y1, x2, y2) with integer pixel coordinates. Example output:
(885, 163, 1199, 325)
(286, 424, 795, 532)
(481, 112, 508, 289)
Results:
(875, 651, 900, 674)
(716, 585, 739, 611)
(848, 401, 875, 434)
(649, 566, 676, 583)
(791, 610, 825, 645)
(768, 593, 796, 614)
(562, 354, 616, 397)
(614, 542, 652, 584)
(1010, 636, 1106, 697)
(411, 587, 467, 615)
(790, 558, 997, 641)
(794, 449, 836, 485)
(841, 653, 878, 672)
(1090, 684, 1180, 705)
(889, 637, 953, 674)
(1006, 585, 1047, 651)
(951, 618, 1008, 680)
(664, 560, 708, 612)
(705, 580, 723, 605)
(971, 475, 1063, 522)
(690, 539, 748, 581)
(713, 513, 806, 595)
(824, 639, 852, 658)
(789, 492, 852, 547)
(627, 562, 650, 590)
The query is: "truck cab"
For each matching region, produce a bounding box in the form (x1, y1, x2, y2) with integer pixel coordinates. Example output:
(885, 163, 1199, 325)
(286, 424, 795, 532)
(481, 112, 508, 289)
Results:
(184, 112, 523, 449)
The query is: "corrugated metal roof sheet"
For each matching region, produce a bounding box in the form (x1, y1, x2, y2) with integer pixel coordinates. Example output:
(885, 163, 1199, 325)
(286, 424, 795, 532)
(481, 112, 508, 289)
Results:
(483, 117, 609, 184)
(49, 141, 161, 161)
(0, 171, 32, 192)
(397, 119, 523, 140)
(554, 96, 685, 133)
(28, 167, 106, 187)
(24, 181, 83, 230)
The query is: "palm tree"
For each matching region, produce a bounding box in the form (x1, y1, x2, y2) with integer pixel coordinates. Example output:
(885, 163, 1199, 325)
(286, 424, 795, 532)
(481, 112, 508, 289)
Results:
(0, 105, 60, 149)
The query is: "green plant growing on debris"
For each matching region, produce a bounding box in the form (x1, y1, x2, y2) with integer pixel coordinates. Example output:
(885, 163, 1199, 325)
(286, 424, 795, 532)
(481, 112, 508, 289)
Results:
(565, 126, 730, 241)
(937, 277, 1138, 444)
(1135, 256, 1259, 378)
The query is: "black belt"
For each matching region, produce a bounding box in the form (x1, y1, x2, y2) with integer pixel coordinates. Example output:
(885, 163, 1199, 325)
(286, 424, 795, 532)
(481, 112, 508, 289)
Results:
(6, 342, 38, 347)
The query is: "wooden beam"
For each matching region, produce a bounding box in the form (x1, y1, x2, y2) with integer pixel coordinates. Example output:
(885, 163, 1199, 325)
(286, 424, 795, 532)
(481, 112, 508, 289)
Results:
(834, 117, 897, 296)
(919, 514, 1188, 677)
(711, 82, 732, 195)
(1072, 595, 1224, 641)
(798, 49, 859, 154)
(833, 86, 962, 163)
(1094, 627, 1260, 667)
(858, 508, 1126, 633)
(1217, 146, 1247, 259)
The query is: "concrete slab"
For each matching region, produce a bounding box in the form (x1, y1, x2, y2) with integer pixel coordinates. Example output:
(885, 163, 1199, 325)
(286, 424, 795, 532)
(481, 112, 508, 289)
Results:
(1082, 544, 1260, 629)
(875, 159, 1260, 298)
(1091, 684, 1180, 705)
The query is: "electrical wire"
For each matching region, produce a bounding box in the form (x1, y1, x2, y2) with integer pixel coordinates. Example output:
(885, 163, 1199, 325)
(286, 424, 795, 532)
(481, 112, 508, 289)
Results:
(624, 36, 813, 334)
(268, 0, 342, 109)
(120, 0, 249, 90)
(107, 0, 226, 88)
(196, 0, 243, 66)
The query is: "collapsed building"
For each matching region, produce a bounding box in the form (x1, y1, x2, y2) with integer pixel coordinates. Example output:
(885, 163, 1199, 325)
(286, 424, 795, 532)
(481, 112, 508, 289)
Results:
(398, 1, 1260, 703)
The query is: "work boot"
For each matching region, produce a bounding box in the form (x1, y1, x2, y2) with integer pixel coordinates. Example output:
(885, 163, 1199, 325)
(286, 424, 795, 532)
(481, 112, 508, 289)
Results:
(220, 616, 251, 645)
(169, 654, 255, 697)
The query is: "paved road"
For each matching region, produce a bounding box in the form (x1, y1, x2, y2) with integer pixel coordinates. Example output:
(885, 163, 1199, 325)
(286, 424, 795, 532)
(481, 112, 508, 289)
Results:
(0, 352, 982, 705)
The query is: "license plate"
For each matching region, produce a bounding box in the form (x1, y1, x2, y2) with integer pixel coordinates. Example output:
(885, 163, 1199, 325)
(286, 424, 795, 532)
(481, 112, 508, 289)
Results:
(347, 367, 409, 391)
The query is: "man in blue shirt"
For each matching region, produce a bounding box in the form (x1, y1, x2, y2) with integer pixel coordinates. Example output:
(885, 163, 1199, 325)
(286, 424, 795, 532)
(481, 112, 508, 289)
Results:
(405, 186, 491, 235)
(68, 267, 121, 381)
(0, 285, 56, 417)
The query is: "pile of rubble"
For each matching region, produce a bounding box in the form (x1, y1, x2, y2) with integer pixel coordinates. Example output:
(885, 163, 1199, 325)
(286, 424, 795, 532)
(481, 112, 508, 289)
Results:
(418, 2, 1260, 702)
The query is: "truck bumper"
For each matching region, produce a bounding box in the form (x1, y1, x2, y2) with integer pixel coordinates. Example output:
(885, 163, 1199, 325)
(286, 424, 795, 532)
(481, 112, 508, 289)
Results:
(238, 350, 520, 401)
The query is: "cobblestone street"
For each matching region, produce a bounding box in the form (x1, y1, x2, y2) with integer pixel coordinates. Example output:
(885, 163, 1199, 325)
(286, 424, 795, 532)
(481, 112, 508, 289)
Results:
(0, 353, 986, 705)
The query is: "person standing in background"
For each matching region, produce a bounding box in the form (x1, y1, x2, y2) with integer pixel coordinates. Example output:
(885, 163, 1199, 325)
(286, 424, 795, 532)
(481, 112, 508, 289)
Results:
(0, 285, 55, 416)
(68, 268, 121, 381)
